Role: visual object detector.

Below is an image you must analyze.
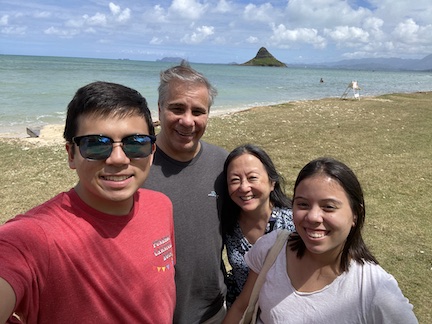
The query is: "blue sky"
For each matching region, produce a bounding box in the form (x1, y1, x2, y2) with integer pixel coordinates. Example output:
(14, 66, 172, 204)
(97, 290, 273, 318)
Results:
(1, 0, 431, 64)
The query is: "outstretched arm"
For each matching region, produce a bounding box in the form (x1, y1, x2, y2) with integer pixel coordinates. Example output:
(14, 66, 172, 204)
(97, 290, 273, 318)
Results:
(0, 277, 16, 324)
(222, 270, 259, 324)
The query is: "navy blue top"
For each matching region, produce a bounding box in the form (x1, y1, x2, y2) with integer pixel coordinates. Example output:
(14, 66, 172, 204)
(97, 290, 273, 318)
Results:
(224, 206, 295, 307)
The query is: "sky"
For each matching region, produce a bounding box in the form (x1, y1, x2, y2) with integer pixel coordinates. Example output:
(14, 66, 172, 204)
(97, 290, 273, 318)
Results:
(1, 0, 432, 64)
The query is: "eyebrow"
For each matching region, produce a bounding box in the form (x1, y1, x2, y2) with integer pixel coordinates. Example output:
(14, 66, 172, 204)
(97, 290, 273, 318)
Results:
(293, 196, 342, 204)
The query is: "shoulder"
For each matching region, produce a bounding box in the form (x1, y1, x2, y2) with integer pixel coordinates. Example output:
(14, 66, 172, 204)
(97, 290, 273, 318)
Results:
(272, 207, 295, 232)
(244, 230, 280, 273)
(137, 188, 171, 202)
(200, 141, 228, 158)
(352, 262, 418, 323)
(4, 191, 72, 228)
(273, 206, 293, 218)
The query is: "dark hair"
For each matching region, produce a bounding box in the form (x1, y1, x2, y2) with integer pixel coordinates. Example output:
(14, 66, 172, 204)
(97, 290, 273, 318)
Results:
(63, 81, 154, 142)
(222, 144, 292, 235)
(158, 60, 217, 110)
(289, 157, 378, 271)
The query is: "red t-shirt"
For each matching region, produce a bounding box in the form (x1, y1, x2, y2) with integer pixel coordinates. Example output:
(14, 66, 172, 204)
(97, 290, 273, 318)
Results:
(0, 188, 175, 323)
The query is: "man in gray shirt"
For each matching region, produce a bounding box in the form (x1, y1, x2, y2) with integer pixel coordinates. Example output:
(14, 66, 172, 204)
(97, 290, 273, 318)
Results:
(144, 61, 228, 323)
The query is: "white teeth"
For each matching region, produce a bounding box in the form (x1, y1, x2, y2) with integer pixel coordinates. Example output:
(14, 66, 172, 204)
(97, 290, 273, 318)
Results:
(307, 230, 326, 238)
(240, 195, 254, 201)
(103, 175, 130, 181)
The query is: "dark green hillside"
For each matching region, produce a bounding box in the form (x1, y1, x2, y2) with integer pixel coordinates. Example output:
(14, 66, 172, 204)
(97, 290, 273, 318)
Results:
(241, 47, 287, 67)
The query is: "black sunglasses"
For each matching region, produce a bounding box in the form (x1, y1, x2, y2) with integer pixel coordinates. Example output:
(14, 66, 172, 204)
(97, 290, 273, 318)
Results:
(72, 134, 156, 160)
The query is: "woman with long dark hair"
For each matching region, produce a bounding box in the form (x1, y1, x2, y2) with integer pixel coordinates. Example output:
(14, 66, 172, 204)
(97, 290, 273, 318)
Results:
(222, 144, 295, 307)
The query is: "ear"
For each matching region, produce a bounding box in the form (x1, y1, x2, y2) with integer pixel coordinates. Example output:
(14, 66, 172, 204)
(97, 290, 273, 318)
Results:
(270, 180, 276, 191)
(149, 143, 156, 166)
(66, 142, 77, 170)
(158, 103, 162, 120)
(352, 214, 357, 227)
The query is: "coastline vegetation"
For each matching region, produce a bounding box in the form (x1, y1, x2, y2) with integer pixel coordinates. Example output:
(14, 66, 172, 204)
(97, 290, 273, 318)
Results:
(1, 92, 431, 322)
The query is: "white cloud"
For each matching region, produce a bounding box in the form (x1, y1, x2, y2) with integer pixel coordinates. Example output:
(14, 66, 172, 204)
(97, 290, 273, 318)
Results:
(214, 0, 232, 13)
(247, 36, 258, 44)
(109, 3, 131, 23)
(109, 3, 121, 16)
(83, 13, 107, 27)
(116, 8, 130, 23)
(392, 19, 419, 43)
(243, 3, 275, 23)
(152, 5, 167, 21)
(324, 26, 369, 43)
(2, 26, 27, 35)
(0, 15, 9, 26)
(44, 26, 79, 37)
(150, 36, 163, 45)
(181, 25, 214, 44)
(170, 0, 208, 20)
(392, 19, 432, 45)
(270, 24, 327, 49)
(363, 17, 384, 31)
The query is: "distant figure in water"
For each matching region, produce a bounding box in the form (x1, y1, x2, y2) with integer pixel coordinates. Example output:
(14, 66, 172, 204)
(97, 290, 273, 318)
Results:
(320, 78, 324, 83)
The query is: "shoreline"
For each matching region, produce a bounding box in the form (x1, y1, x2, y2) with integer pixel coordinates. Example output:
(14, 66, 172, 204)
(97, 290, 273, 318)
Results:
(1, 91, 429, 146)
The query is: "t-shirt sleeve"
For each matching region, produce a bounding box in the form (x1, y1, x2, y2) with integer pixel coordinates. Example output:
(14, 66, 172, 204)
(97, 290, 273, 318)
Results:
(244, 230, 279, 274)
(0, 217, 49, 308)
(369, 273, 418, 324)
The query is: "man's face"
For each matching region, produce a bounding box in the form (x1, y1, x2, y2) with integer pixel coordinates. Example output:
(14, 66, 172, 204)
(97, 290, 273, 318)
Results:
(66, 114, 154, 215)
(157, 81, 209, 161)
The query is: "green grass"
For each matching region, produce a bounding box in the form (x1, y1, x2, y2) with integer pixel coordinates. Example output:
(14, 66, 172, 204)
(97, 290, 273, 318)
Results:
(1, 92, 431, 322)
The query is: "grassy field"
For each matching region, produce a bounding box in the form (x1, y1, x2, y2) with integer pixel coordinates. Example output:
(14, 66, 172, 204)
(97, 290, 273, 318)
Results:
(1, 92, 431, 322)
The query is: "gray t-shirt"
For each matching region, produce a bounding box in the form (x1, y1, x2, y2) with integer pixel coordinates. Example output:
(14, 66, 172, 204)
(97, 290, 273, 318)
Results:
(144, 141, 228, 324)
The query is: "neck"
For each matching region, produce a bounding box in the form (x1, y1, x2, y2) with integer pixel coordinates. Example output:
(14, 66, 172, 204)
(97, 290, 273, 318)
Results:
(156, 135, 200, 162)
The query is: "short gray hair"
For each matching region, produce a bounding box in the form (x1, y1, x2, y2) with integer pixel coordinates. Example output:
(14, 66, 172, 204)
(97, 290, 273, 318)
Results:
(158, 60, 218, 109)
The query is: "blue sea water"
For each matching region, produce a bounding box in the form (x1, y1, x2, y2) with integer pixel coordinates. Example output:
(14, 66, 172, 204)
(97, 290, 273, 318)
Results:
(1, 54, 432, 136)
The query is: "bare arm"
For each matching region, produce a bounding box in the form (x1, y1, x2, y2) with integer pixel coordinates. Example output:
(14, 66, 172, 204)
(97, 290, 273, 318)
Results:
(0, 277, 16, 323)
(222, 270, 259, 324)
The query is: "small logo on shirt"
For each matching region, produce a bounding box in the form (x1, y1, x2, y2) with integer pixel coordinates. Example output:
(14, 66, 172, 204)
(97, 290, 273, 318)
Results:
(208, 190, 218, 198)
(153, 235, 174, 272)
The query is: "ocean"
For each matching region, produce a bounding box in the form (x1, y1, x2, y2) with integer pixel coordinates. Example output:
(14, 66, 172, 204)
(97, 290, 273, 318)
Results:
(1, 54, 431, 136)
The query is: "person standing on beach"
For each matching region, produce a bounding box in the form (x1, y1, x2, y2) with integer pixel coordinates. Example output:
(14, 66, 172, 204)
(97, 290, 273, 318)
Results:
(143, 61, 228, 323)
(0, 81, 176, 323)
(222, 144, 295, 307)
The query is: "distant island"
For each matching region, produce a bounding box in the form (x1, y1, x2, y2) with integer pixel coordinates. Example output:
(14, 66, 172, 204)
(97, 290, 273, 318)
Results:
(156, 57, 184, 63)
(291, 53, 432, 71)
(240, 47, 287, 67)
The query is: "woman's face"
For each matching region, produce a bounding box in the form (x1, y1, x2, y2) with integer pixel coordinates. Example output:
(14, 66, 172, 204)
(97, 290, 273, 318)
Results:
(227, 153, 275, 214)
(292, 174, 356, 259)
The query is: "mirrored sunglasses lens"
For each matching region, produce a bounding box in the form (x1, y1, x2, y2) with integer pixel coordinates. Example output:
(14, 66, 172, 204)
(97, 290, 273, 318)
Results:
(80, 136, 112, 160)
(123, 135, 153, 158)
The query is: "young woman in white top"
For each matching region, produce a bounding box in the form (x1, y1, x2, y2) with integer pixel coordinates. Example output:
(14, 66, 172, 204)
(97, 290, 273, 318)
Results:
(223, 157, 418, 324)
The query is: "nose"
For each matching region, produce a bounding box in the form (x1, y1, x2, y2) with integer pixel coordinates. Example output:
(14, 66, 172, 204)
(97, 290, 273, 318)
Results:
(238, 180, 251, 192)
(106, 143, 129, 164)
(305, 205, 323, 223)
(179, 111, 194, 127)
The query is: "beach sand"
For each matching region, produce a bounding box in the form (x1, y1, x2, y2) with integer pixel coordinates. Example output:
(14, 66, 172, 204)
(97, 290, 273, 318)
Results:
(14, 124, 65, 147)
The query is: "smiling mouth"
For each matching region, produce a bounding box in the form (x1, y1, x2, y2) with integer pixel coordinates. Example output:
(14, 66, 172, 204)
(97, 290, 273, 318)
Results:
(176, 130, 194, 137)
(306, 229, 328, 238)
(240, 195, 254, 201)
(101, 175, 132, 182)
